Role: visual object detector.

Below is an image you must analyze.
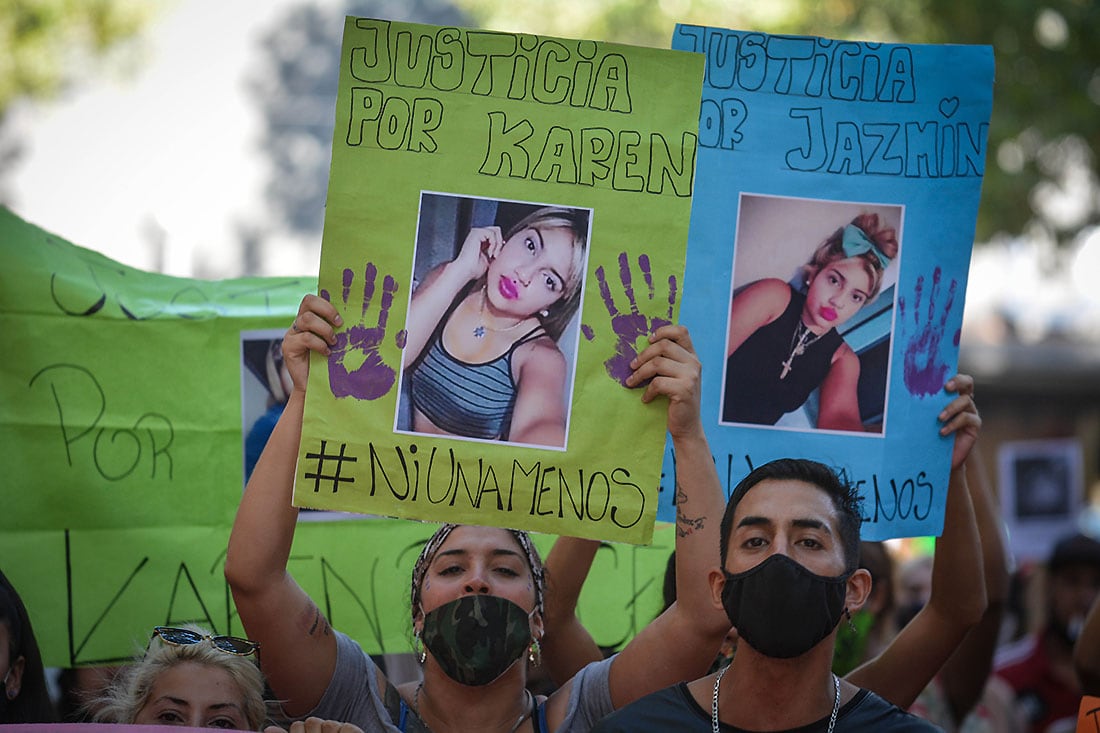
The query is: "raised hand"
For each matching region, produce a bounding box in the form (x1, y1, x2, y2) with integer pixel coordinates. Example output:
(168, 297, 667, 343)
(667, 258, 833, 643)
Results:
(582, 252, 677, 386)
(940, 373, 980, 469)
(323, 262, 404, 401)
(626, 324, 702, 441)
(452, 225, 504, 283)
(898, 267, 959, 397)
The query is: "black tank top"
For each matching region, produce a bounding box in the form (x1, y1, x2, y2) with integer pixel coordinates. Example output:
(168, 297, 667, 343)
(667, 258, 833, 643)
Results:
(722, 284, 842, 425)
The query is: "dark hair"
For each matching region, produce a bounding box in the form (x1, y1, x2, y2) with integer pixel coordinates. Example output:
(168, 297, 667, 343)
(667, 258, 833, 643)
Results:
(1048, 533, 1100, 575)
(719, 459, 863, 573)
(0, 569, 55, 723)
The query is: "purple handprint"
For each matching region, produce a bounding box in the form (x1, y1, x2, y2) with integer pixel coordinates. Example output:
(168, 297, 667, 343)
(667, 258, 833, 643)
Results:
(323, 263, 404, 401)
(898, 267, 959, 397)
(582, 252, 677, 385)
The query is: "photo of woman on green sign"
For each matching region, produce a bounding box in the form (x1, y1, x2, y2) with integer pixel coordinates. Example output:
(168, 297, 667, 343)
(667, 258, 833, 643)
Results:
(397, 194, 590, 450)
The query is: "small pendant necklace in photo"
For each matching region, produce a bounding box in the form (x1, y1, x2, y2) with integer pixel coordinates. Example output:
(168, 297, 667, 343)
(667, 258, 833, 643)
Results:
(780, 320, 823, 380)
(473, 287, 527, 340)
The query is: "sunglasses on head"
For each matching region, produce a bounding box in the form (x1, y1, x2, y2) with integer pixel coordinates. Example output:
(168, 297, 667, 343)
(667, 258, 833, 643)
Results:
(149, 626, 260, 657)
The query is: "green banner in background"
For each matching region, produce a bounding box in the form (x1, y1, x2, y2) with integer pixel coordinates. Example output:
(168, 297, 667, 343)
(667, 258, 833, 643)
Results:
(0, 207, 672, 666)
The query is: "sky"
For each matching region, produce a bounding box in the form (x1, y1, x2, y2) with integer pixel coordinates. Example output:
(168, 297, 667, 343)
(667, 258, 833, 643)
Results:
(8, 0, 330, 280)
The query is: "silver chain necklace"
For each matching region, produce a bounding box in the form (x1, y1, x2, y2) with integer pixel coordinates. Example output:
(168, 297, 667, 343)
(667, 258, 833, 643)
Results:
(711, 665, 840, 733)
(779, 320, 824, 380)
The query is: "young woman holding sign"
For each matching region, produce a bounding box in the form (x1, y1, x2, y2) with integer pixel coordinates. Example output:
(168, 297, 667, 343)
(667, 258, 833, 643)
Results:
(402, 205, 588, 449)
(226, 294, 730, 732)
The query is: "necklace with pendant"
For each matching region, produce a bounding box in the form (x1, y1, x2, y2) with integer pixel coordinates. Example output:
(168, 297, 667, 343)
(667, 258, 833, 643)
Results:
(779, 319, 823, 380)
(473, 287, 528, 340)
(711, 665, 840, 733)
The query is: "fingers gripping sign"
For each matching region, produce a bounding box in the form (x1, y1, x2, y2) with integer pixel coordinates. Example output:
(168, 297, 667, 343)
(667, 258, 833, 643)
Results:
(626, 325, 702, 439)
(322, 262, 406, 401)
(898, 266, 959, 398)
(582, 252, 678, 386)
(940, 373, 981, 470)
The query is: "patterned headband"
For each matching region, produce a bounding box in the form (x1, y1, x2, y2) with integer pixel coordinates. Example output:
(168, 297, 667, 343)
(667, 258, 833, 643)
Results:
(410, 524, 545, 615)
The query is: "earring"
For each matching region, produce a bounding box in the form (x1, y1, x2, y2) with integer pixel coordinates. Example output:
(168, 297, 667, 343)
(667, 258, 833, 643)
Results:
(413, 631, 426, 664)
(528, 638, 541, 667)
(844, 607, 857, 634)
(539, 309, 549, 318)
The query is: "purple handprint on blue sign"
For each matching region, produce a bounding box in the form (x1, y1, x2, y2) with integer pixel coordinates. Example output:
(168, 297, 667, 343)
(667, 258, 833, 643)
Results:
(898, 267, 959, 397)
(582, 252, 677, 385)
(323, 263, 405, 401)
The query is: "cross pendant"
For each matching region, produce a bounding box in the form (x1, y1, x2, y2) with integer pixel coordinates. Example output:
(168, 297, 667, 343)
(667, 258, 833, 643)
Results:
(780, 359, 792, 380)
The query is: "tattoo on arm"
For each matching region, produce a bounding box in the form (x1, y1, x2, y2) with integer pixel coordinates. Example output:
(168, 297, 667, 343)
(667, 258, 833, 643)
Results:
(674, 480, 707, 535)
(304, 601, 332, 637)
(676, 512, 706, 537)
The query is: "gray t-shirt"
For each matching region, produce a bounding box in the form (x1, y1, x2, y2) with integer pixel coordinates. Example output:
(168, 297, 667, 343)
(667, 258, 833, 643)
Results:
(293, 630, 615, 732)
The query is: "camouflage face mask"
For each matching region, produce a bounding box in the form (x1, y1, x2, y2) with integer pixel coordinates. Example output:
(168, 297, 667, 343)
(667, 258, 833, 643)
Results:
(420, 595, 532, 686)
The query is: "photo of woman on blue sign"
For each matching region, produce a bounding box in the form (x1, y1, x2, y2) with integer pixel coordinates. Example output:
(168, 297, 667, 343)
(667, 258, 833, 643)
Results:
(721, 195, 901, 434)
(397, 193, 590, 450)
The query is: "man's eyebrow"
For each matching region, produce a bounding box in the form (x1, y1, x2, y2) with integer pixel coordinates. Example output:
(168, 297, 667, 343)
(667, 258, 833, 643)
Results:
(736, 516, 832, 533)
(792, 518, 833, 534)
(736, 515, 772, 529)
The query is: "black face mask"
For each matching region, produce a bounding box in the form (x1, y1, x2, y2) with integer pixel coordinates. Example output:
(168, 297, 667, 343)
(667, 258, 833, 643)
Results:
(721, 553, 850, 659)
(420, 595, 532, 686)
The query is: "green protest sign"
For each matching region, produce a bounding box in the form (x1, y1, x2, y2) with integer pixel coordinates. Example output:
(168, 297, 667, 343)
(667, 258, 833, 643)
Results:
(296, 18, 704, 544)
(0, 207, 674, 666)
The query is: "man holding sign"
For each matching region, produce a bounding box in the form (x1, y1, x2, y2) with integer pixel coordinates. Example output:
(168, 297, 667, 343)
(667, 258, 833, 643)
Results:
(592, 377, 981, 732)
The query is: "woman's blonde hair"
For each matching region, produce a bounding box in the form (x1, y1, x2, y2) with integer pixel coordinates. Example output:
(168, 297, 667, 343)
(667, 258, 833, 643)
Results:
(804, 212, 899, 301)
(90, 623, 267, 730)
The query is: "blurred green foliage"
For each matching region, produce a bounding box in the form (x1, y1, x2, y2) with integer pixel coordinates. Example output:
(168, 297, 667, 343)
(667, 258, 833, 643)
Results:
(0, 0, 152, 114)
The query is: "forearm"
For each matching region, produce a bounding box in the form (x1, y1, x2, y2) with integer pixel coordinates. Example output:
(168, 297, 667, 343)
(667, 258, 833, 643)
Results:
(970, 455, 1010, 605)
(225, 390, 306, 595)
(669, 425, 731, 636)
(937, 453, 1008, 720)
(927, 463, 986, 626)
(402, 264, 469, 367)
(541, 537, 602, 685)
(544, 537, 599, 623)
